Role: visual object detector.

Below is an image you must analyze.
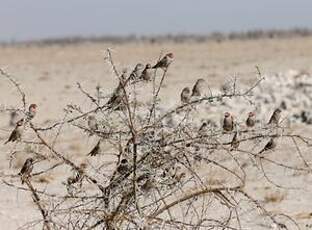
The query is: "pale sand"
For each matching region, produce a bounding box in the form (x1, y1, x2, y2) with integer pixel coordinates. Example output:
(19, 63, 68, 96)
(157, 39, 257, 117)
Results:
(0, 37, 312, 229)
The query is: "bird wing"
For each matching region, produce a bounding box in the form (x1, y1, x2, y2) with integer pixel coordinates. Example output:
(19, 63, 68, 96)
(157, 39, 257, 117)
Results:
(191, 83, 199, 96)
(268, 114, 276, 124)
(19, 162, 29, 175)
(152, 57, 166, 68)
(88, 141, 100, 156)
(5, 129, 17, 144)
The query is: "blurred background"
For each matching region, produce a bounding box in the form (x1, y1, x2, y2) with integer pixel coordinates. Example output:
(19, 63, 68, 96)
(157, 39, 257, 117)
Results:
(1, 0, 312, 42)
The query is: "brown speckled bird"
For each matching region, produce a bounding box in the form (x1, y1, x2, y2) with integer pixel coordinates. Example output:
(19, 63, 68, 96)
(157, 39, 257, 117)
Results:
(223, 112, 234, 132)
(117, 159, 129, 175)
(268, 108, 281, 125)
(106, 80, 126, 110)
(246, 112, 256, 128)
(5, 118, 24, 144)
(259, 138, 276, 154)
(152, 53, 174, 69)
(198, 122, 208, 136)
(191, 78, 206, 97)
(19, 158, 34, 184)
(87, 115, 98, 132)
(180, 87, 191, 104)
(88, 140, 101, 156)
(67, 163, 87, 185)
(141, 63, 153, 81)
(25, 104, 37, 122)
(140, 178, 155, 193)
(129, 63, 144, 80)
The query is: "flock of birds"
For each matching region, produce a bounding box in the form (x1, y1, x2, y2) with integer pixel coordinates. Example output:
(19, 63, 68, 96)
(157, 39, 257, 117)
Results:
(4, 52, 285, 187)
(4, 104, 37, 184)
(222, 108, 280, 152)
(104, 52, 174, 110)
(3, 53, 174, 185)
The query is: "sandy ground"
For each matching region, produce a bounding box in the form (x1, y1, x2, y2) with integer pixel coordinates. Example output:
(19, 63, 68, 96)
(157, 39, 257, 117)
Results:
(0, 37, 312, 229)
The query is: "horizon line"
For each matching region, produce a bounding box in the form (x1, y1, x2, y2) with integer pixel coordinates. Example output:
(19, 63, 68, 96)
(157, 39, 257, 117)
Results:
(2, 27, 312, 46)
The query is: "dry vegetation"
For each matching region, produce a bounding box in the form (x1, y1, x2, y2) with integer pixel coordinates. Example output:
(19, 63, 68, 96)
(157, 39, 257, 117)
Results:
(1, 47, 312, 230)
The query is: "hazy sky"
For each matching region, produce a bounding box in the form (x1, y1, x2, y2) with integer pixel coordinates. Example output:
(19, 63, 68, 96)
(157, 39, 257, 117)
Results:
(1, 0, 312, 42)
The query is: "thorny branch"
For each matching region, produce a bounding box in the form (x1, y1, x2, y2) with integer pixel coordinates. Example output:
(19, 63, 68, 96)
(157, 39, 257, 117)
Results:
(0, 53, 311, 230)
(0, 67, 26, 111)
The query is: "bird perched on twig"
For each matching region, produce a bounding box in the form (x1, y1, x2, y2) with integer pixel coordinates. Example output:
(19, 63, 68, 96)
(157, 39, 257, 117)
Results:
(9, 110, 19, 126)
(4, 118, 24, 144)
(268, 108, 281, 125)
(198, 122, 208, 136)
(246, 112, 256, 128)
(67, 163, 87, 186)
(129, 63, 144, 80)
(230, 132, 240, 151)
(141, 63, 153, 81)
(152, 53, 174, 70)
(221, 81, 233, 95)
(258, 138, 276, 154)
(223, 112, 234, 132)
(140, 178, 155, 193)
(19, 158, 34, 184)
(106, 80, 127, 110)
(180, 87, 191, 104)
(88, 140, 101, 156)
(191, 78, 206, 97)
(87, 115, 98, 132)
(25, 104, 37, 122)
(117, 159, 129, 175)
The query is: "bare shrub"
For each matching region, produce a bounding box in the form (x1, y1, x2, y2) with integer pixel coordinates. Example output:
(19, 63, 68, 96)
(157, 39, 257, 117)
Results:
(1, 51, 311, 230)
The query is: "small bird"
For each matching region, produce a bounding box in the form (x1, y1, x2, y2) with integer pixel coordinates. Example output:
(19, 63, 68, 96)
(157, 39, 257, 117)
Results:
(137, 172, 151, 183)
(87, 140, 101, 156)
(268, 108, 282, 125)
(19, 158, 34, 184)
(140, 178, 155, 193)
(198, 122, 208, 136)
(106, 81, 126, 110)
(87, 115, 98, 132)
(9, 110, 20, 126)
(67, 163, 87, 185)
(259, 138, 276, 154)
(280, 101, 287, 110)
(174, 172, 186, 183)
(119, 70, 128, 84)
(152, 53, 174, 69)
(25, 104, 37, 122)
(191, 78, 206, 97)
(141, 64, 153, 81)
(221, 81, 233, 95)
(246, 112, 256, 128)
(180, 87, 191, 104)
(223, 112, 234, 132)
(5, 118, 24, 144)
(116, 159, 129, 175)
(129, 63, 144, 80)
(230, 132, 240, 150)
